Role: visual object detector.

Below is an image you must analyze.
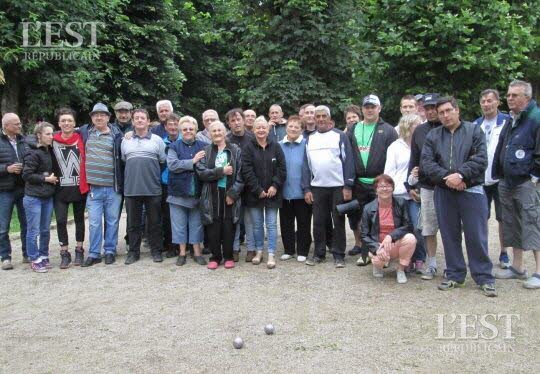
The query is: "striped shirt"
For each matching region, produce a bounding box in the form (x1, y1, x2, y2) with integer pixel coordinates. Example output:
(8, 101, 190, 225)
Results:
(85, 128, 114, 186)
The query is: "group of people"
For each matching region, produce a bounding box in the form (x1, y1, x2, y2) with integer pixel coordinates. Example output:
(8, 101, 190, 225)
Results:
(1, 79, 538, 297)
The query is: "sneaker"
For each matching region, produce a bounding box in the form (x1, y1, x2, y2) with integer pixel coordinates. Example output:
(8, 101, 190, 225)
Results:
(334, 258, 345, 268)
(245, 251, 256, 262)
(414, 260, 424, 274)
(193, 256, 207, 266)
(297, 256, 307, 262)
(176, 255, 187, 266)
(267, 254, 276, 269)
(224, 260, 235, 269)
(372, 266, 384, 278)
(480, 283, 498, 297)
(523, 273, 540, 289)
(280, 254, 293, 261)
(396, 270, 407, 284)
(494, 266, 528, 280)
(104, 254, 116, 265)
(252, 251, 263, 265)
(499, 252, 510, 269)
(1, 259, 13, 270)
(41, 257, 52, 269)
(421, 266, 437, 280)
(305, 256, 326, 266)
(437, 280, 465, 291)
(356, 254, 371, 266)
(347, 245, 362, 256)
(31, 260, 48, 273)
(22, 256, 30, 264)
(59, 251, 72, 269)
(73, 248, 84, 266)
(233, 252, 240, 263)
(207, 261, 219, 270)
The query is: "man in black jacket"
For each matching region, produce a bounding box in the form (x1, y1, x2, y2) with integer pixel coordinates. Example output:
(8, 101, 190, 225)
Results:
(421, 97, 496, 297)
(0, 113, 30, 269)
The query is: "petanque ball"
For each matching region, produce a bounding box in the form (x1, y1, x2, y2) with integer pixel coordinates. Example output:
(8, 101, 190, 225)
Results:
(264, 324, 275, 335)
(233, 337, 244, 349)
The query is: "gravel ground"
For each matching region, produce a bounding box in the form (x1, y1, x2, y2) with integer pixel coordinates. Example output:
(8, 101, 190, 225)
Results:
(0, 213, 538, 373)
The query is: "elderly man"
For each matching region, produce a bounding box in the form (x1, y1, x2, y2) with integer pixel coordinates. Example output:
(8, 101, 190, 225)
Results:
(422, 96, 496, 297)
(0, 113, 30, 269)
(302, 105, 355, 268)
(268, 104, 287, 143)
(243, 109, 256, 133)
(79, 103, 124, 266)
(196, 109, 219, 144)
(493, 80, 540, 289)
(113, 100, 133, 134)
(152, 100, 174, 138)
(122, 108, 167, 264)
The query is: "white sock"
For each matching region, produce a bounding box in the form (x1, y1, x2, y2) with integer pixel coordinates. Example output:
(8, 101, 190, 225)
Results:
(428, 256, 437, 268)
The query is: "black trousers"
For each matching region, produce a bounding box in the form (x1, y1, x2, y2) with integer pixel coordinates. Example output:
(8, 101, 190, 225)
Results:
(279, 199, 312, 257)
(54, 197, 86, 246)
(126, 195, 163, 255)
(206, 187, 235, 263)
(161, 184, 172, 249)
(312, 187, 346, 259)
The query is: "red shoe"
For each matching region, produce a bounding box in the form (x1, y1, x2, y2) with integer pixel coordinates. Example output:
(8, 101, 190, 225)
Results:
(207, 261, 219, 270)
(224, 260, 235, 269)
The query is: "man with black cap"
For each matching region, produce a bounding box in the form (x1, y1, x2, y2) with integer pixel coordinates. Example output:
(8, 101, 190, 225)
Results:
(113, 100, 133, 134)
(407, 93, 442, 280)
(347, 94, 397, 265)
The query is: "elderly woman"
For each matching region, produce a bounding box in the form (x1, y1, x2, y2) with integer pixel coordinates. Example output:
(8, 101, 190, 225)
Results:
(167, 116, 208, 266)
(242, 116, 286, 269)
(22, 122, 58, 273)
(51, 108, 89, 268)
(196, 121, 243, 270)
(361, 174, 417, 283)
(384, 114, 426, 272)
(278, 115, 311, 262)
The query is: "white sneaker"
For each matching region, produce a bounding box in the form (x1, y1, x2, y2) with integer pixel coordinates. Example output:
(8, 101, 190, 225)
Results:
(372, 266, 384, 278)
(280, 254, 293, 261)
(2, 259, 13, 270)
(396, 270, 407, 284)
(297, 256, 307, 262)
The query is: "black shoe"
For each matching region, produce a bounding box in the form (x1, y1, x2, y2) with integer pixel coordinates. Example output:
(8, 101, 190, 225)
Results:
(193, 256, 207, 266)
(347, 245, 362, 256)
(152, 253, 163, 263)
(176, 255, 187, 266)
(165, 245, 178, 258)
(59, 251, 72, 269)
(82, 256, 102, 267)
(334, 258, 346, 268)
(202, 247, 211, 255)
(125, 253, 140, 265)
(305, 256, 326, 266)
(187, 244, 194, 258)
(73, 247, 84, 266)
(22, 256, 30, 264)
(104, 254, 116, 265)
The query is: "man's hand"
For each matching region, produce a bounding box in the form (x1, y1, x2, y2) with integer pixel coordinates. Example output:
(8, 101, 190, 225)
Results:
(304, 191, 313, 205)
(226, 196, 235, 205)
(267, 186, 277, 198)
(343, 188, 352, 201)
(192, 150, 205, 164)
(223, 165, 233, 175)
(6, 163, 22, 174)
(44, 173, 58, 184)
(444, 173, 463, 190)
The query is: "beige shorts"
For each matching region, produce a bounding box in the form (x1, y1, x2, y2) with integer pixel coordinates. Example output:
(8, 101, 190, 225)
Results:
(418, 188, 439, 236)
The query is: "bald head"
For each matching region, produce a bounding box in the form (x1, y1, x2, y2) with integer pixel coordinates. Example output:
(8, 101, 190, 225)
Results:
(2, 113, 22, 137)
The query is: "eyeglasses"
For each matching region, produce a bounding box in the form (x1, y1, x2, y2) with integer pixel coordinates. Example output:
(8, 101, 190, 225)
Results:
(182, 128, 195, 132)
(377, 185, 393, 190)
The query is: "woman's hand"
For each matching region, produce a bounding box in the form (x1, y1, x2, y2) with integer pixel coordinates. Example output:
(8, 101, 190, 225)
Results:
(223, 165, 233, 175)
(266, 186, 277, 198)
(44, 173, 58, 184)
(192, 150, 205, 164)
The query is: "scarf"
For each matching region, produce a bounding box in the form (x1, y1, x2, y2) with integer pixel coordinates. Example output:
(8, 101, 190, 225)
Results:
(53, 132, 89, 194)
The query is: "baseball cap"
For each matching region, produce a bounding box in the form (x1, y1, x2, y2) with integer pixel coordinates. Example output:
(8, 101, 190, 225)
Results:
(423, 93, 441, 106)
(362, 94, 381, 107)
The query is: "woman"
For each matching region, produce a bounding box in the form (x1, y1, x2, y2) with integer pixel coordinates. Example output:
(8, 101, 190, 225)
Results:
(51, 108, 89, 268)
(22, 122, 58, 273)
(384, 113, 426, 272)
(360, 174, 417, 283)
(242, 116, 286, 269)
(344, 105, 363, 132)
(278, 115, 311, 262)
(196, 121, 243, 270)
(167, 116, 207, 266)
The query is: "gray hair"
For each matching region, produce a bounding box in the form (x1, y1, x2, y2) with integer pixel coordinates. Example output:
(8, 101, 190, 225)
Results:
(179, 115, 198, 129)
(314, 105, 331, 118)
(253, 116, 269, 128)
(480, 89, 500, 101)
(156, 100, 174, 112)
(202, 109, 219, 120)
(208, 120, 226, 132)
(1, 113, 19, 128)
(508, 80, 533, 98)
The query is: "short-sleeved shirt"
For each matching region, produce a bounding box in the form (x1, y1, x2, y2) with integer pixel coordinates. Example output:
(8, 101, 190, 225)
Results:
(378, 205, 395, 243)
(85, 128, 114, 187)
(354, 122, 377, 184)
(215, 150, 228, 188)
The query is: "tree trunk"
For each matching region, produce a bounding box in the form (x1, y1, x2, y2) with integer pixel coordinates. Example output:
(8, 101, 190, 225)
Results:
(1, 65, 20, 115)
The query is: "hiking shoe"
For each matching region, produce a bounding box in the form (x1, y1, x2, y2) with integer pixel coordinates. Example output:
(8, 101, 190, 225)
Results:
(494, 266, 528, 280)
(1, 259, 13, 270)
(397, 270, 408, 284)
(245, 251, 256, 262)
(207, 261, 219, 270)
(193, 256, 207, 266)
(267, 254, 276, 269)
(348, 245, 362, 256)
(498, 252, 510, 269)
(60, 251, 72, 269)
(104, 254, 116, 265)
(297, 255, 307, 262)
(280, 254, 293, 261)
(73, 248, 84, 266)
(372, 266, 384, 278)
(31, 260, 48, 273)
(124, 253, 139, 265)
(224, 260, 235, 269)
(176, 255, 187, 266)
(523, 273, 540, 289)
(437, 280, 465, 291)
(421, 266, 437, 280)
(82, 256, 102, 267)
(480, 283, 498, 297)
(305, 256, 326, 266)
(356, 254, 371, 266)
(233, 252, 240, 263)
(334, 258, 345, 268)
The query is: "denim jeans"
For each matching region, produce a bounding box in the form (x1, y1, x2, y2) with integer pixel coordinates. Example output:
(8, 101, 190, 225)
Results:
(248, 207, 278, 253)
(234, 208, 254, 251)
(0, 188, 27, 260)
(407, 199, 426, 262)
(23, 196, 54, 261)
(169, 203, 203, 245)
(87, 186, 122, 258)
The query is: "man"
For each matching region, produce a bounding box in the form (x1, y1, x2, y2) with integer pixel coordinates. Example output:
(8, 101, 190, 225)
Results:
(152, 100, 174, 138)
(473, 89, 512, 269)
(225, 108, 255, 262)
(400, 95, 418, 116)
(196, 109, 219, 144)
(79, 103, 124, 266)
(268, 104, 287, 143)
(347, 94, 397, 265)
(113, 100, 133, 134)
(415, 94, 426, 122)
(0, 113, 30, 269)
(493, 80, 540, 289)
(122, 108, 167, 264)
(243, 109, 256, 132)
(421, 96, 496, 297)
(299, 104, 316, 136)
(302, 105, 355, 268)
(408, 93, 442, 280)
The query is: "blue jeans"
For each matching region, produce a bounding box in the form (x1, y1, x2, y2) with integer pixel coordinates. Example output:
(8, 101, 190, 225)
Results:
(407, 199, 426, 262)
(248, 207, 278, 253)
(234, 208, 254, 251)
(23, 196, 53, 261)
(0, 188, 27, 261)
(87, 186, 122, 258)
(169, 203, 203, 244)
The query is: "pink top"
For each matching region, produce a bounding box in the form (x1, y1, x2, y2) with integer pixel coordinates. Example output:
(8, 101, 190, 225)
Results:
(378, 205, 395, 242)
